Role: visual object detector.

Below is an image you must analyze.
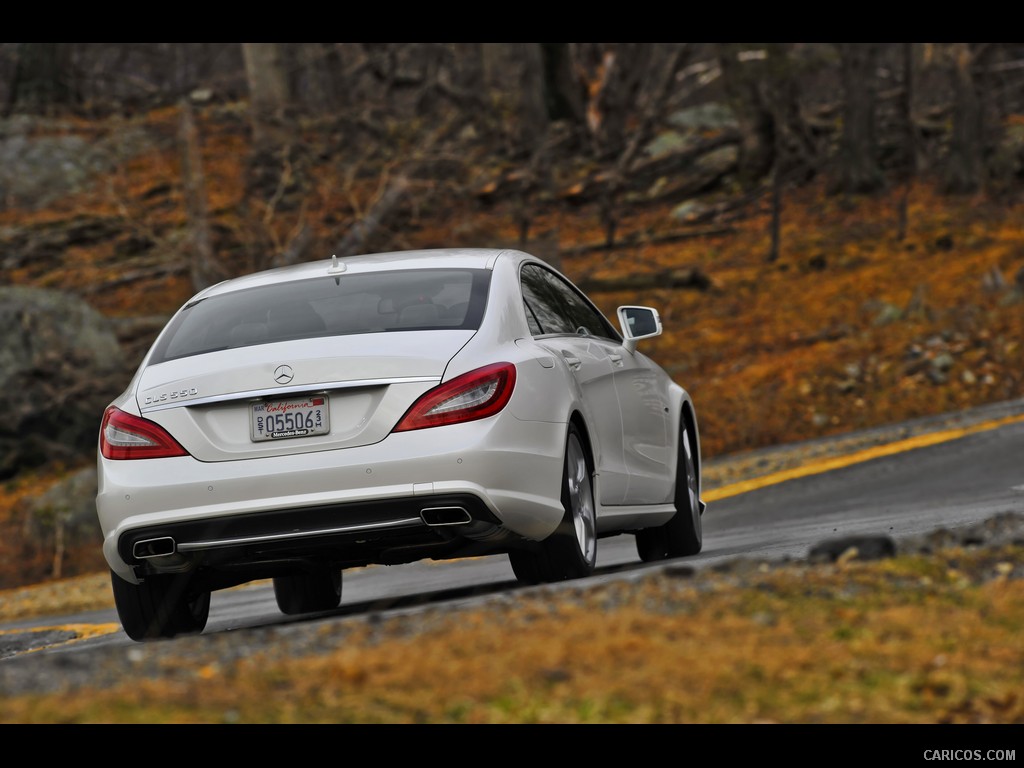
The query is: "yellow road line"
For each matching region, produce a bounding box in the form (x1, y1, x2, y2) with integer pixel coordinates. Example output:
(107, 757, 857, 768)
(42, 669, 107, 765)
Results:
(46, 623, 122, 639)
(0, 623, 122, 655)
(704, 412, 1024, 502)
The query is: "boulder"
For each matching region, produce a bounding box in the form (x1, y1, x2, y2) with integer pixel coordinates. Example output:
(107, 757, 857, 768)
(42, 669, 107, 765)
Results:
(0, 286, 127, 478)
(808, 535, 897, 563)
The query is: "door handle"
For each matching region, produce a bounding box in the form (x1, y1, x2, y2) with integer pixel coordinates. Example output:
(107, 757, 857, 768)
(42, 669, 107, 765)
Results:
(562, 353, 582, 370)
(609, 354, 623, 367)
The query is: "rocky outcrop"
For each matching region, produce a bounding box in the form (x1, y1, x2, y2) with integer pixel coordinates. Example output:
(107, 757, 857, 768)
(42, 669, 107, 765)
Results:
(0, 115, 151, 211)
(0, 286, 128, 478)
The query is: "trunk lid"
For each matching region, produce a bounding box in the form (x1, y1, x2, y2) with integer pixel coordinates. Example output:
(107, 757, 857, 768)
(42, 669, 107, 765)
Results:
(136, 331, 473, 461)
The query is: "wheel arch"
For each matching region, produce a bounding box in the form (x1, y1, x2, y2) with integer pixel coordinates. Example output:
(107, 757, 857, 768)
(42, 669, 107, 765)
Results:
(679, 399, 703, 504)
(567, 410, 596, 471)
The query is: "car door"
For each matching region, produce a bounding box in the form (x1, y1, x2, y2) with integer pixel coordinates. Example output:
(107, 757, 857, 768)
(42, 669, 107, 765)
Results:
(612, 347, 673, 504)
(519, 263, 629, 504)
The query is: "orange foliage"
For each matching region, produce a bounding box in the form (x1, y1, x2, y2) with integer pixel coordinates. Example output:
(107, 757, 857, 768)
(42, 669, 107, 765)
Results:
(3, 106, 1024, 465)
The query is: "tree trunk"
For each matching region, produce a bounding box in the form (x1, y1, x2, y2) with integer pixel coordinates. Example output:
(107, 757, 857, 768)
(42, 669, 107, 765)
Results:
(242, 43, 291, 152)
(717, 43, 776, 188)
(242, 43, 298, 203)
(943, 43, 986, 195)
(297, 44, 345, 115)
(540, 43, 586, 132)
(5, 43, 76, 115)
(769, 156, 782, 262)
(597, 44, 691, 248)
(897, 43, 916, 240)
(588, 43, 653, 160)
(451, 43, 485, 98)
(767, 44, 817, 182)
(178, 99, 217, 291)
(510, 43, 548, 158)
(413, 43, 446, 113)
(834, 43, 883, 194)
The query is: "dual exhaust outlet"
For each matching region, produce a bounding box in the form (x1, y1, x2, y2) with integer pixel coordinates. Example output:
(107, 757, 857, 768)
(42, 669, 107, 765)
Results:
(131, 505, 473, 560)
(418, 505, 472, 527)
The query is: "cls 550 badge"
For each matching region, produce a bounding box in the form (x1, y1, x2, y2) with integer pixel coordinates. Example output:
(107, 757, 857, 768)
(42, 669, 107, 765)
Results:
(144, 387, 198, 406)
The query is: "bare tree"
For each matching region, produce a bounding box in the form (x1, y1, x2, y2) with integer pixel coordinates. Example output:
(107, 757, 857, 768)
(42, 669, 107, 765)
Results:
(412, 43, 447, 113)
(4, 43, 76, 115)
(504, 43, 548, 157)
(597, 44, 691, 246)
(715, 44, 809, 259)
(241, 41, 306, 214)
(178, 99, 216, 291)
(451, 43, 485, 96)
(242, 43, 291, 152)
(540, 43, 587, 141)
(360, 43, 403, 109)
(294, 43, 348, 115)
(770, 44, 819, 181)
(588, 43, 654, 160)
(833, 43, 884, 194)
(943, 43, 989, 195)
(717, 43, 776, 188)
(897, 42, 916, 240)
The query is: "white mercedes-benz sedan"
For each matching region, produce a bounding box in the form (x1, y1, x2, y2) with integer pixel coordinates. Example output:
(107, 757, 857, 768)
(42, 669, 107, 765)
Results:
(96, 248, 706, 640)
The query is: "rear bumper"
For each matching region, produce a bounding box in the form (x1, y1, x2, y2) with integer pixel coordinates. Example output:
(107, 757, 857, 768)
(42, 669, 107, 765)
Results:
(98, 415, 567, 583)
(119, 492, 508, 586)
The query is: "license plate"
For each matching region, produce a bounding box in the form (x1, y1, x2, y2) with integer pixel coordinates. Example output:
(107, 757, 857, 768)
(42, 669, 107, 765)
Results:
(251, 395, 329, 442)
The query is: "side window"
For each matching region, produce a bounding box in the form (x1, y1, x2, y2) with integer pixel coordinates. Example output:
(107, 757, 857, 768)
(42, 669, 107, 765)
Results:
(520, 264, 576, 335)
(523, 300, 544, 336)
(520, 264, 620, 341)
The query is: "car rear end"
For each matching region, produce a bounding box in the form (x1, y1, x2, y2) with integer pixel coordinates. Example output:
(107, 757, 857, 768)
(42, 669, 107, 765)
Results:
(96, 253, 568, 587)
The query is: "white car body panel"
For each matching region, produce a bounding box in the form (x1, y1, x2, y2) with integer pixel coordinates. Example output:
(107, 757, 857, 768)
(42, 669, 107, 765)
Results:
(135, 331, 475, 460)
(533, 334, 630, 503)
(99, 414, 568, 583)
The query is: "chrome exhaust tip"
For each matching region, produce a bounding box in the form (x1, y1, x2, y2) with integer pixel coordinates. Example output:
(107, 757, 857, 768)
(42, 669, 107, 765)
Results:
(133, 536, 177, 559)
(420, 506, 472, 526)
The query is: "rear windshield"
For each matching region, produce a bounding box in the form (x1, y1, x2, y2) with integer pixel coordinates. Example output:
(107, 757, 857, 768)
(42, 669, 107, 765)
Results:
(148, 268, 491, 364)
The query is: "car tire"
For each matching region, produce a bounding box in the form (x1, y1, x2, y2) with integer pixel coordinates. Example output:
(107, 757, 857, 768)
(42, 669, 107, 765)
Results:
(509, 423, 598, 584)
(635, 421, 702, 562)
(273, 567, 343, 615)
(110, 569, 211, 641)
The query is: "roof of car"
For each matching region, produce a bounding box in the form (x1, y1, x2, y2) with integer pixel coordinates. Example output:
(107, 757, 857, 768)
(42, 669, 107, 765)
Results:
(194, 248, 537, 300)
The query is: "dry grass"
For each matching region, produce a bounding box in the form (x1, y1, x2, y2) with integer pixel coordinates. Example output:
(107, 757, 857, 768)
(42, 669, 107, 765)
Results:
(1, 545, 1021, 723)
(0, 571, 113, 622)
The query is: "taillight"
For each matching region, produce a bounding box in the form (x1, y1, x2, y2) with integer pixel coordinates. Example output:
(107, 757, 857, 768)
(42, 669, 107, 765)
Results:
(99, 406, 189, 460)
(393, 362, 516, 432)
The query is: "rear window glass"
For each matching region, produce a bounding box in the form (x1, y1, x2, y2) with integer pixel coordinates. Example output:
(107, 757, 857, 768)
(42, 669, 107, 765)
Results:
(148, 268, 491, 364)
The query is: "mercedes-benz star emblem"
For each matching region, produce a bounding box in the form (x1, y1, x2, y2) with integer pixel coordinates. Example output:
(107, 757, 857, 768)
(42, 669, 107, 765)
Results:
(273, 364, 294, 385)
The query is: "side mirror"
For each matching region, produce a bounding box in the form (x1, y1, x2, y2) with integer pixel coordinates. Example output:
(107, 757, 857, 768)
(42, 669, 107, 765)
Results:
(617, 305, 662, 354)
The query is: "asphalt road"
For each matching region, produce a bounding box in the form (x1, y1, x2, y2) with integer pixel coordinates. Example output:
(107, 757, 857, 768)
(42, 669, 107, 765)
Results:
(1, 398, 1023, 686)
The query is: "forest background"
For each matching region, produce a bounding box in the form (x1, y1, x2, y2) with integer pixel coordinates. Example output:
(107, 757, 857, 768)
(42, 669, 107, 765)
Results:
(0, 42, 1022, 591)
